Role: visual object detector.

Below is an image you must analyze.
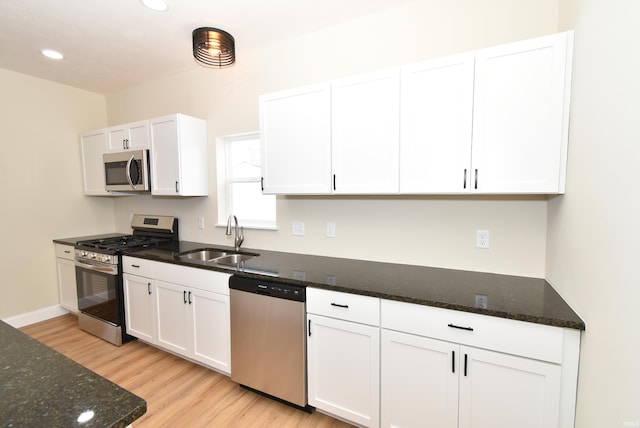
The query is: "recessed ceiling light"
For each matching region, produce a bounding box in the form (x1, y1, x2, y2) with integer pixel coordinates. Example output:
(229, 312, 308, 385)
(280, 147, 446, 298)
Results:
(41, 49, 64, 60)
(141, 0, 168, 11)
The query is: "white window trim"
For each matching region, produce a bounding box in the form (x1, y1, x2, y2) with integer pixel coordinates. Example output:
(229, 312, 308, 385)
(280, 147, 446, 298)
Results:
(216, 132, 277, 230)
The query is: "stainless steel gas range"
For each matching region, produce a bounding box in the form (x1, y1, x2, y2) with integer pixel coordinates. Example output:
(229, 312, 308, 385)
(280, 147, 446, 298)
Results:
(74, 214, 179, 345)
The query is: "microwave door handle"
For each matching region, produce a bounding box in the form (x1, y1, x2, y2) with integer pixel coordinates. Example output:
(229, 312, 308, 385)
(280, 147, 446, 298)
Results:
(125, 155, 135, 189)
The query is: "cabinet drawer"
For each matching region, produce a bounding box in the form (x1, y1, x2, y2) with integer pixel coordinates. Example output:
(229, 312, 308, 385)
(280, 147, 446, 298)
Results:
(307, 288, 380, 326)
(381, 299, 564, 363)
(55, 244, 75, 260)
(154, 262, 231, 295)
(122, 256, 155, 277)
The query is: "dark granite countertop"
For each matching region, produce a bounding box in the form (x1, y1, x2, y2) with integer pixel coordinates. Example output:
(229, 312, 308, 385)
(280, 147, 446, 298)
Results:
(127, 241, 585, 331)
(53, 233, 127, 247)
(0, 321, 146, 427)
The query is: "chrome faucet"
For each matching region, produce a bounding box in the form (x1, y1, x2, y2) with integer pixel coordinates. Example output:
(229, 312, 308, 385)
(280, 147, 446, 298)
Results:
(226, 214, 244, 252)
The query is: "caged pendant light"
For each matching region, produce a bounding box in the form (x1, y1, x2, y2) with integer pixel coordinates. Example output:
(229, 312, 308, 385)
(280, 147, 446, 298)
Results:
(192, 27, 235, 68)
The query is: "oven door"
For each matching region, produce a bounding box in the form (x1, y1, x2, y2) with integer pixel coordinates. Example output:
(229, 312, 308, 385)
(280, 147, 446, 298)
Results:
(75, 260, 120, 325)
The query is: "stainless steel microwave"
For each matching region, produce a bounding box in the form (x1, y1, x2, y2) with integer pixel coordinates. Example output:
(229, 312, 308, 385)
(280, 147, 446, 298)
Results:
(103, 149, 150, 192)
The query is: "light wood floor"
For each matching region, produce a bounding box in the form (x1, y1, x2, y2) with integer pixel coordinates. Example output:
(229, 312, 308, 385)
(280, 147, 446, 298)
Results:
(19, 314, 354, 428)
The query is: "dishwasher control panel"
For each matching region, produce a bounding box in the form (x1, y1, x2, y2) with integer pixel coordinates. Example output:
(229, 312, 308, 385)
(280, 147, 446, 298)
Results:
(229, 275, 306, 302)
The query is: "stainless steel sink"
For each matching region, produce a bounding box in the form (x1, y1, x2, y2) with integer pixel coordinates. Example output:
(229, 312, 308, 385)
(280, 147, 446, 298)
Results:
(177, 249, 234, 261)
(175, 248, 258, 266)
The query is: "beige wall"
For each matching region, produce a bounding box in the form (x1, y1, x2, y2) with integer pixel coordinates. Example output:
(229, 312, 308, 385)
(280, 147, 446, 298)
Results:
(0, 69, 113, 318)
(107, 0, 559, 277)
(549, 0, 640, 426)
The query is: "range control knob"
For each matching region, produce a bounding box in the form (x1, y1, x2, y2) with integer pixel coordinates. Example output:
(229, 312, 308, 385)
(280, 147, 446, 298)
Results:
(103, 255, 111, 263)
(90, 253, 97, 259)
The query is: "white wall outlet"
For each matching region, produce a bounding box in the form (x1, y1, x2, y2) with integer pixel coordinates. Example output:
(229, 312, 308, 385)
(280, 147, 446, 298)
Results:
(198, 216, 205, 229)
(292, 221, 305, 236)
(476, 229, 490, 249)
(326, 222, 336, 238)
(293, 270, 306, 281)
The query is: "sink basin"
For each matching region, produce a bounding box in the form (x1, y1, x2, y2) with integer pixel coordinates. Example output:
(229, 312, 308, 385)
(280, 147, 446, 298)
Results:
(176, 248, 258, 266)
(177, 249, 234, 261)
(212, 253, 255, 265)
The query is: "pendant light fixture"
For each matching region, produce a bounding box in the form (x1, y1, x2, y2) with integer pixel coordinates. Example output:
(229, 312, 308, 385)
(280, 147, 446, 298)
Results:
(192, 27, 235, 68)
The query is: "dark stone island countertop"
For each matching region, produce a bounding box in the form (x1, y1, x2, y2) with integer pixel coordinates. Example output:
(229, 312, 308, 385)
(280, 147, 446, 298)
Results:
(0, 320, 146, 427)
(127, 240, 585, 331)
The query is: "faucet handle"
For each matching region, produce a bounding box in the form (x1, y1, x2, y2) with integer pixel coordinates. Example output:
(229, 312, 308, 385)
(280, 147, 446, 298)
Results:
(237, 226, 244, 248)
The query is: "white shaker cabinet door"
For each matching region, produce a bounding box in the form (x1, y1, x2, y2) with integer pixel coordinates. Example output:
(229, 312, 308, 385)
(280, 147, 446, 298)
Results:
(190, 287, 231, 374)
(307, 314, 380, 428)
(458, 346, 561, 428)
(107, 120, 149, 151)
(149, 114, 208, 196)
(400, 53, 475, 193)
(471, 31, 572, 193)
(381, 329, 459, 428)
(80, 129, 109, 195)
(155, 280, 191, 355)
(331, 68, 400, 194)
(123, 274, 156, 344)
(260, 82, 332, 194)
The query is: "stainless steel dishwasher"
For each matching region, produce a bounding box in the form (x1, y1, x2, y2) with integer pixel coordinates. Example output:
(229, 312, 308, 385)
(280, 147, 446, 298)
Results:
(229, 275, 309, 410)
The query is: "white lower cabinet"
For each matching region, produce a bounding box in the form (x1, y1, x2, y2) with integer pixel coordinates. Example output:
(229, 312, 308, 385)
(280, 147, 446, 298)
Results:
(123, 273, 156, 344)
(381, 330, 459, 428)
(307, 288, 380, 428)
(122, 256, 231, 375)
(381, 329, 561, 428)
(55, 244, 78, 313)
(380, 299, 579, 428)
(458, 346, 561, 428)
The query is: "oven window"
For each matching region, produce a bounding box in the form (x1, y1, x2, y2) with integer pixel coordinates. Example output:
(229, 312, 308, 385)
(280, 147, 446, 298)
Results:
(76, 268, 119, 325)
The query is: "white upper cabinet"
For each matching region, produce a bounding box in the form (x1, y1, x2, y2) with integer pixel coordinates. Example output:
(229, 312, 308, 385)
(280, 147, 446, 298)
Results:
(260, 82, 332, 194)
(332, 68, 400, 194)
(107, 120, 149, 151)
(149, 113, 208, 196)
(259, 30, 573, 195)
(80, 128, 110, 196)
(471, 31, 573, 193)
(400, 53, 475, 193)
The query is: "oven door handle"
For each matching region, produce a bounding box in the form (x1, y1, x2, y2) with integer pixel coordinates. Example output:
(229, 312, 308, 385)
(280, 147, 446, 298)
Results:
(75, 260, 118, 275)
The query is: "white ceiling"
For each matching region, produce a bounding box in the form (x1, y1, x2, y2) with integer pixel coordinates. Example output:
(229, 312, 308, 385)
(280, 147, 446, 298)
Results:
(0, 0, 413, 94)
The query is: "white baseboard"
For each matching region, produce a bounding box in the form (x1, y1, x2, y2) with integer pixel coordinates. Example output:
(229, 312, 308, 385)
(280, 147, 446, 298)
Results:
(2, 305, 70, 328)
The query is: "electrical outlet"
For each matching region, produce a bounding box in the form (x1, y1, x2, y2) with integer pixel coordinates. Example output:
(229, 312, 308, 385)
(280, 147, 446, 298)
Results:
(292, 221, 305, 236)
(198, 216, 205, 229)
(326, 222, 336, 238)
(326, 275, 336, 285)
(476, 230, 490, 249)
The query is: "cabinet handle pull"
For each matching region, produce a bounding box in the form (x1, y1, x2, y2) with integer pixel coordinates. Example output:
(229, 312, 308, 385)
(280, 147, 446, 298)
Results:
(147, 283, 151, 295)
(474, 169, 478, 189)
(463, 169, 467, 189)
(175, 181, 179, 193)
(448, 323, 474, 331)
(188, 291, 192, 304)
(308, 319, 312, 337)
(183, 290, 187, 304)
(330, 302, 349, 309)
(464, 354, 468, 377)
(64, 250, 71, 254)
(333, 174, 336, 191)
(452, 351, 455, 373)
(131, 264, 140, 268)
(261, 177, 264, 191)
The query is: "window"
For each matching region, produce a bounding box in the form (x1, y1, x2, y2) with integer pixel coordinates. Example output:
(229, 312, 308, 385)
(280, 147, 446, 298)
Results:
(217, 132, 276, 229)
